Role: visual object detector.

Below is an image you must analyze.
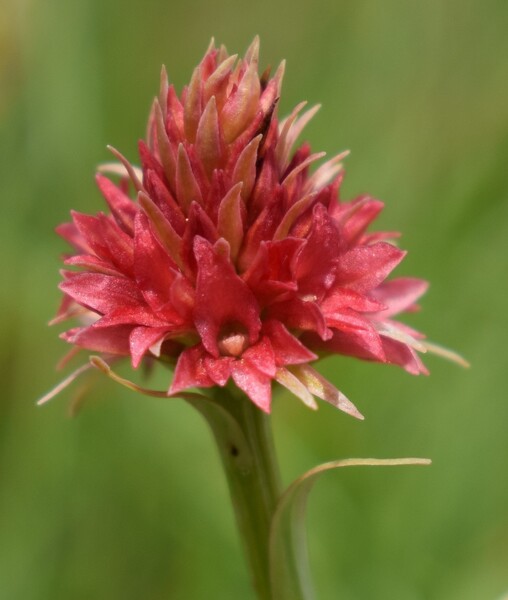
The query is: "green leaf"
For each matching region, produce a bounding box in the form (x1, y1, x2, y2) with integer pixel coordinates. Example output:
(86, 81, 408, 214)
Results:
(269, 457, 431, 600)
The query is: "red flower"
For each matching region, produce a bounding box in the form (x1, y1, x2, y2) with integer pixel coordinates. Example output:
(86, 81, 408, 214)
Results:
(52, 38, 437, 416)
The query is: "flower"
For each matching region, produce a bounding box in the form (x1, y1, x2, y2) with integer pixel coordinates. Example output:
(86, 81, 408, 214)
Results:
(51, 38, 439, 417)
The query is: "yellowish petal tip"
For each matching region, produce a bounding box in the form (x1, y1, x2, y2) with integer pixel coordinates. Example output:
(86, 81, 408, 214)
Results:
(423, 341, 470, 368)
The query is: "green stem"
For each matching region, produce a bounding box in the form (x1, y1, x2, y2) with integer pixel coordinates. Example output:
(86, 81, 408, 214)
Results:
(186, 387, 282, 600)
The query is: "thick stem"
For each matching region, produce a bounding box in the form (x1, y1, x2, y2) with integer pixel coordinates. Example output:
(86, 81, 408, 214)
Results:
(187, 387, 282, 600)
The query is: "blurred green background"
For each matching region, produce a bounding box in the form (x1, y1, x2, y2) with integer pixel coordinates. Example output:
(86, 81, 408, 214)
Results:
(1, 0, 507, 598)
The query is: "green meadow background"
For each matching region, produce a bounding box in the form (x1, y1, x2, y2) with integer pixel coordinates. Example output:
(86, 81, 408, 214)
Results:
(1, 0, 507, 598)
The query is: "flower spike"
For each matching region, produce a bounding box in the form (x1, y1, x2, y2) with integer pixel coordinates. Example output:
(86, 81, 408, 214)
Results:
(48, 38, 464, 414)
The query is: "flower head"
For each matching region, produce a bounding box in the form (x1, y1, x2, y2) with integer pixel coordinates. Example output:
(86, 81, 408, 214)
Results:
(52, 38, 440, 417)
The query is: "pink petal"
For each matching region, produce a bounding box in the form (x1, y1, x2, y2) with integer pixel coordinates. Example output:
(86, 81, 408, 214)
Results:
(56, 221, 92, 254)
(50, 294, 87, 325)
(381, 337, 429, 375)
(369, 278, 429, 318)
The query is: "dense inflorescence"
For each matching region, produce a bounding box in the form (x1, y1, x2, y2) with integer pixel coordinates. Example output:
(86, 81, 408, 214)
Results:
(54, 39, 430, 416)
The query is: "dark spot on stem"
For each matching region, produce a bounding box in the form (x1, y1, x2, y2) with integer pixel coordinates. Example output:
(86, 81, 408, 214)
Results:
(229, 444, 239, 457)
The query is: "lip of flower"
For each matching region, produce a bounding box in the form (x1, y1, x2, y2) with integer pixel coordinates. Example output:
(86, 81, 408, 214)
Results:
(45, 37, 468, 416)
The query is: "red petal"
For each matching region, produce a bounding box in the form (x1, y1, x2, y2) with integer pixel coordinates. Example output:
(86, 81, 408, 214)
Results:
(242, 337, 276, 377)
(61, 325, 132, 355)
(60, 272, 144, 315)
(267, 297, 331, 340)
(262, 320, 317, 365)
(305, 319, 385, 362)
(294, 203, 343, 296)
(231, 360, 272, 413)
(96, 213, 134, 276)
(321, 287, 386, 314)
(338, 196, 384, 245)
(144, 170, 186, 234)
(139, 139, 166, 183)
(138, 191, 183, 271)
(129, 326, 172, 368)
(183, 66, 202, 143)
(181, 202, 218, 275)
(193, 237, 261, 356)
(169, 274, 195, 321)
(249, 154, 279, 217)
(243, 238, 304, 291)
(237, 198, 285, 272)
(93, 306, 169, 328)
(134, 211, 180, 317)
(336, 242, 406, 293)
(166, 84, 184, 140)
(95, 174, 136, 235)
(170, 345, 215, 394)
(203, 355, 234, 386)
(71, 211, 113, 262)
(176, 143, 203, 212)
(64, 254, 123, 277)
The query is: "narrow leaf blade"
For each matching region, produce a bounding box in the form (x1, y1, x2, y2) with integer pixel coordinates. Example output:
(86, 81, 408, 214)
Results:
(269, 457, 431, 600)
